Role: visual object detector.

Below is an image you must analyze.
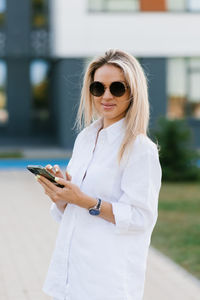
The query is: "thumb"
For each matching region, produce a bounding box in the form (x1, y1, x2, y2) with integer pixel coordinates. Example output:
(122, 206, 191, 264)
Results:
(66, 171, 72, 181)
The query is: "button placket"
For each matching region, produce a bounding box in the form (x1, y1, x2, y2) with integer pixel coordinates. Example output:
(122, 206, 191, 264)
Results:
(80, 142, 97, 187)
(80, 129, 103, 187)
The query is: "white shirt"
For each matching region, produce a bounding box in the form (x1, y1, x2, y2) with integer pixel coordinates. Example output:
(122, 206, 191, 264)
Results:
(43, 117, 162, 300)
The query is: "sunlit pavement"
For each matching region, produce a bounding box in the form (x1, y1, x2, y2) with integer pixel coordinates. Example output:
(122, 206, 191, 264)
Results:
(0, 170, 200, 300)
(144, 247, 200, 300)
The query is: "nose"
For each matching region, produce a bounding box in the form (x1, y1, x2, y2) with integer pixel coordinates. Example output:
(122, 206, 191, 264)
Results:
(102, 87, 113, 99)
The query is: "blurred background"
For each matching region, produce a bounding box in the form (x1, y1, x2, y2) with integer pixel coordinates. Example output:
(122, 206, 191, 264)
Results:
(0, 0, 200, 299)
(0, 0, 200, 150)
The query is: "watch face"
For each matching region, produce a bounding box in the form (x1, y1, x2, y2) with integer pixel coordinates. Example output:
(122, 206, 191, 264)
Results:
(89, 208, 100, 216)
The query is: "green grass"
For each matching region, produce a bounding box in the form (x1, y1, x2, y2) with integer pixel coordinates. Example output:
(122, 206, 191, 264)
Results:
(0, 151, 23, 158)
(151, 182, 200, 279)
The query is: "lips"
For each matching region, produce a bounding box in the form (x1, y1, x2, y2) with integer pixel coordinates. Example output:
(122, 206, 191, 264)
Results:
(101, 103, 116, 108)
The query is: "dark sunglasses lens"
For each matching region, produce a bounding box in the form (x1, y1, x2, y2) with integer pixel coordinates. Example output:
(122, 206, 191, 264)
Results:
(90, 82, 104, 97)
(110, 82, 126, 97)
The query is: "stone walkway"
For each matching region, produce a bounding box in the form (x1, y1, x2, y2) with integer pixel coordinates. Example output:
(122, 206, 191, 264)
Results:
(0, 170, 200, 300)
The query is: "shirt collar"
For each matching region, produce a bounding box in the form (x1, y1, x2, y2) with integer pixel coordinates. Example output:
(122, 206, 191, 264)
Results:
(88, 117, 125, 144)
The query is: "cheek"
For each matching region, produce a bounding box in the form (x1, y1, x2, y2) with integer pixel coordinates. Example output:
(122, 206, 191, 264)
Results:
(94, 98, 102, 109)
(118, 96, 131, 111)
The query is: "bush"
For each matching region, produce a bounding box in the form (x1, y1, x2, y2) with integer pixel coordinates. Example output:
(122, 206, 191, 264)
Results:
(0, 151, 23, 159)
(151, 117, 200, 182)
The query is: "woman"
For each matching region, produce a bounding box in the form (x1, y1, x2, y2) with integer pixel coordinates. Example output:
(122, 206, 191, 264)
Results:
(37, 49, 162, 300)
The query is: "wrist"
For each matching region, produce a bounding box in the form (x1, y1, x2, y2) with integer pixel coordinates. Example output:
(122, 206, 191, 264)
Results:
(88, 198, 102, 216)
(77, 193, 97, 210)
(56, 202, 67, 213)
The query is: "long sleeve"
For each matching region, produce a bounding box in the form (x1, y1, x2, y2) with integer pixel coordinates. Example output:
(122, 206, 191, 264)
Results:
(112, 150, 162, 234)
(50, 202, 63, 223)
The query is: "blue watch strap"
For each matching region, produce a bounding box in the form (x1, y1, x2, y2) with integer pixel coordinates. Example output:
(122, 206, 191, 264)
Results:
(88, 198, 102, 215)
(96, 198, 102, 210)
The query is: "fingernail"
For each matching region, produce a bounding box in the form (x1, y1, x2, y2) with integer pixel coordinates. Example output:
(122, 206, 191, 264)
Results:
(55, 177, 59, 182)
(35, 175, 40, 179)
(48, 166, 53, 170)
(55, 168, 59, 172)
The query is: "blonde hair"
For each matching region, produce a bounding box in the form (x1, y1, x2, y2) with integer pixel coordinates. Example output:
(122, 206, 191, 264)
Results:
(75, 49, 150, 163)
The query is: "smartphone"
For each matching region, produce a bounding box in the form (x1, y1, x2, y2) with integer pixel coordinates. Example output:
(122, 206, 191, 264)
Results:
(27, 165, 64, 188)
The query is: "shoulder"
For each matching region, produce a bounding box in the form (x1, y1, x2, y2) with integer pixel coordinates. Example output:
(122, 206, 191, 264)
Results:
(73, 120, 99, 146)
(134, 134, 158, 153)
(75, 127, 88, 141)
(127, 134, 160, 163)
(73, 127, 88, 148)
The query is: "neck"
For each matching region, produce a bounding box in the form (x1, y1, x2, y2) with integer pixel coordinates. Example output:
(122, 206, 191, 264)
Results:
(102, 116, 124, 129)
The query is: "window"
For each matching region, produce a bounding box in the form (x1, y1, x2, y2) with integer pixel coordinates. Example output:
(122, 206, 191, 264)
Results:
(167, 0, 186, 11)
(167, 58, 187, 119)
(0, 59, 8, 124)
(31, 0, 49, 56)
(88, 0, 139, 12)
(30, 59, 50, 124)
(187, 0, 200, 11)
(188, 58, 200, 118)
(167, 58, 200, 120)
(0, 0, 6, 56)
(32, 0, 48, 28)
(88, 0, 200, 12)
(0, 0, 6, 26)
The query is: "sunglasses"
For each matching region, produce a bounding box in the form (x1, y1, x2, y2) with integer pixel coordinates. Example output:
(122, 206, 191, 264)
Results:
(89, 81, 128, 97)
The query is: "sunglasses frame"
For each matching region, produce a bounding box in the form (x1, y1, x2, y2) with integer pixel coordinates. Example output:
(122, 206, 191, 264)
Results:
(89, 81, 129, 98)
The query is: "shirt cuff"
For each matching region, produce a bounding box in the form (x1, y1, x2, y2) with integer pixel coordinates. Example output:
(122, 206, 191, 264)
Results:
(112, 202, 132, 234)
(50, 203, 63, 223)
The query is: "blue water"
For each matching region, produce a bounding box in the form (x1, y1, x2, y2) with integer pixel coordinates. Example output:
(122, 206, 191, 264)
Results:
(0, 158, 200, 170)
(0, 158, 69, 170)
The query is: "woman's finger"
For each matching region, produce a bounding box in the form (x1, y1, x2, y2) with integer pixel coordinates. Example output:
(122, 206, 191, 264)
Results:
(36, 176, 55, 197)
(37, 174, 58, 192)
(54, 165, 64, 178)
(66, 171, 72, 181)
(45, 164, 55, 175)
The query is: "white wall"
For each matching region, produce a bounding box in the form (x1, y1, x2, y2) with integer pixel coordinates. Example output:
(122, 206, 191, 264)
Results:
(50, 0, 200, 58)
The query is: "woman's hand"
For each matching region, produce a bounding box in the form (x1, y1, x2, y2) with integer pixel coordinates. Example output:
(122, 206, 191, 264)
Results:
(36, 164, 116, 224)
(36, 164, 72, 212)
(45, 164, 71, 180)
(36, 165, 84, 211)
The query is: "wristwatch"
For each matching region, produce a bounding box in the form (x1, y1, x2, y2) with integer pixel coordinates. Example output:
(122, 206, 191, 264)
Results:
(88, 198, 102, 216)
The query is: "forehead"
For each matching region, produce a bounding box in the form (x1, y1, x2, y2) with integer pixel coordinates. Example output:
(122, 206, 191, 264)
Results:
(94, 64, 125, 83)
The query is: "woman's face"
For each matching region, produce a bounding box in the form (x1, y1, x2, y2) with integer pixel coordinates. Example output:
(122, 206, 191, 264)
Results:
(92, 64, 131, 128)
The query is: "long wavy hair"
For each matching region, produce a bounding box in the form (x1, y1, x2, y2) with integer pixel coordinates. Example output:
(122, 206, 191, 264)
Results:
(75, 49, 150, 163)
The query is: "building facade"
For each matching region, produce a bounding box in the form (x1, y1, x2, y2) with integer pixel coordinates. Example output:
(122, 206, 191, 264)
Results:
(0, 0, 200, 150)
